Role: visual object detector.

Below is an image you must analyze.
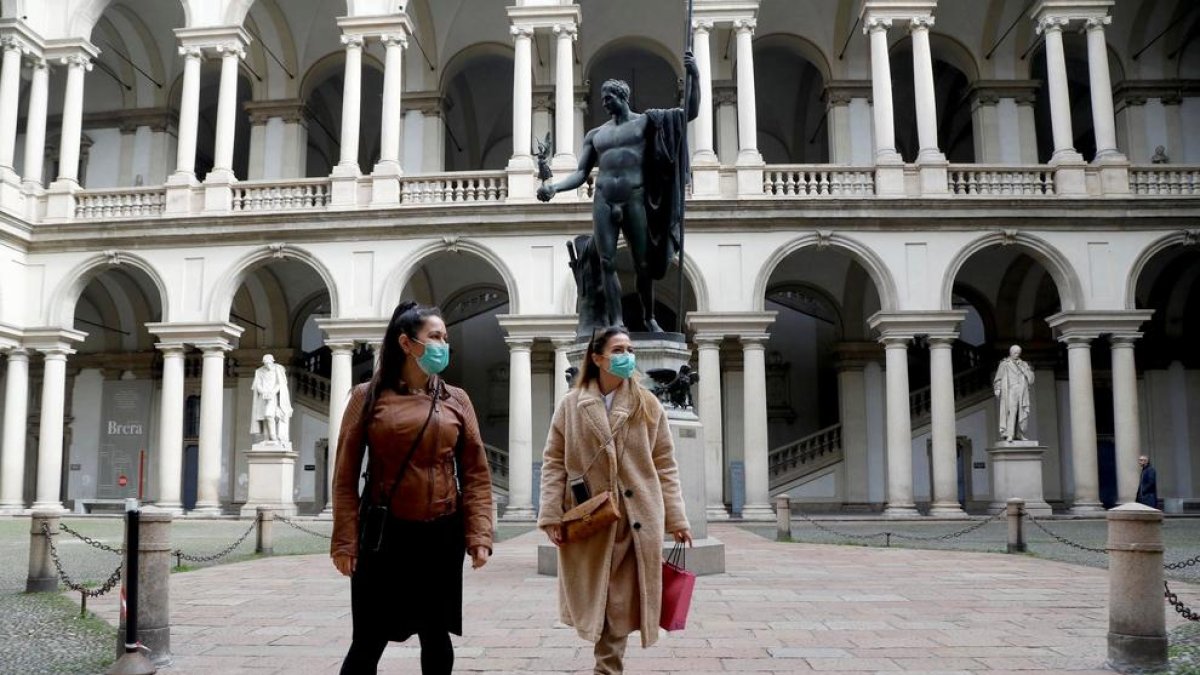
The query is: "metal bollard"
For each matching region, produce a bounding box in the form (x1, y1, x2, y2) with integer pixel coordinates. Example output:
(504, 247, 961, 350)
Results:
(1006, 498, 1025, 553)
(26, 511, 61, 593)
(775, 495, 791, 541)
(109, 502, 155, 675)
(1106, 503, 1167, 671)
(115, 508, 172, 669)
(255, 507, 275, 556)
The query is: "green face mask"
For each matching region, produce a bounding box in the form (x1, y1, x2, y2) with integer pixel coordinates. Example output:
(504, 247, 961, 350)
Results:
(606, 352, 637, 379)
(416, 340, 450, 375)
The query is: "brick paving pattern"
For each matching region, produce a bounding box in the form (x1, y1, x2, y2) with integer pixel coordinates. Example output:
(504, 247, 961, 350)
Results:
(69, 523, 1199, 674)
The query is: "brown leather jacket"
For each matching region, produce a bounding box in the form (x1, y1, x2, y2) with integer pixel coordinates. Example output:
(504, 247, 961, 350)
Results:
(330, 378, 494, 559)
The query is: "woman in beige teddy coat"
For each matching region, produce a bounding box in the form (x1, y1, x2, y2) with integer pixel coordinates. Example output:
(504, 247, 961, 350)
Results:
(538, 327, 692, 674)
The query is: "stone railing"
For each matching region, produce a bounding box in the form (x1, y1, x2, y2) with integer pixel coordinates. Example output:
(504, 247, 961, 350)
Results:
(768, 423, 843, 489)
(947, 166, 1055, 196)
(74, 187, 167, 220)
(292, 370, 330, 408)
(400, 172, 508, 204)
(485, 444, 509, 491)
(763, 166, 875, 197)
(232, 179, 330, 212)
(909, 364, 994, 420)
(1129, 167, 1200, 195)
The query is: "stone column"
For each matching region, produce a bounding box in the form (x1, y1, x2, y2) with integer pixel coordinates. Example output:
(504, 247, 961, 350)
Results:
(422, 105, 444, 173)
(732, 18, 763, 196)
(837, 361, 870, 508)
(1039, 17, 1078, 162)
(552, 338, 572, 405)
(1065, 337, 1102, 512)
(865, 17, 904, 195)
(928, 337, 964, 515)
(740, 335, 773, 520)
(20, 56, 49, 189)
(0, 349, 30, 512)
(1085, 17, 1120, 161)
(910, 16, 948, 194)
(323, 342, 354, 514)
(208, 43, 243, 184)
(195, 346, 228, 514)
(696, 336, 727, 520)
(1015, 89, 1040, 164)
(552, 24, 577, 170)
(690, 20, 718, 196)
(54, 54, 91, 185)
(371, 32, 407, 205)
(171, 47, 203, 183)
(154, 345, 185, 513)
(503, 339, 535, 520)
(510, 26, 534, 169)
(32, 348, 72, 511)
(1111, 335, 1142, 504)
(883, 337, 917, 515)
(338, 35, 364, 173)
(0, 37, 24, 177)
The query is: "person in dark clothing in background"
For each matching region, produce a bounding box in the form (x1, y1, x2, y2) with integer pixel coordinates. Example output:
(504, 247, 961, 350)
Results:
(1136, 455, 1158, 509)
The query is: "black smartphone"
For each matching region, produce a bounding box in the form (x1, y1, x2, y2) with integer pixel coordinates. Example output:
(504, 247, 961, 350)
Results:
(570, 478, 591, 505)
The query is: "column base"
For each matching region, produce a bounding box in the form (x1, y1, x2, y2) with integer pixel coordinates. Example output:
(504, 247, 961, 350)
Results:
(1093, 155, 1130, 195)
(330, 163, 361, 207)
(370, 161, 403, 206)
(883, 503, 920, 517)
(188, 505, 223, 517)
(1107, 632, 1168, 671)
(29, 501, 66, 514)
(706, 504, 731, 521)
(1070, 501, 1105, 515)
(500, 505, 536, 522)
(1049, 152, 1087, 195)
(0, 505, 29, 515)
(928, 502, 970, 518)
(143, 503, 184, 516)
(740, 503, 776, 521)
(44, 179, 80, 220)
(735, 152, 764, 198)
(317, 506, 333, 520)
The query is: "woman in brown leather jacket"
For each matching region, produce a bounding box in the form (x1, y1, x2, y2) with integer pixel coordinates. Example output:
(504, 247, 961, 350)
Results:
(331, 301, 493, 675)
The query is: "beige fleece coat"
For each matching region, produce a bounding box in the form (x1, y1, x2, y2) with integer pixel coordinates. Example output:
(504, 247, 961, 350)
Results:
(537, 379, 689, 648)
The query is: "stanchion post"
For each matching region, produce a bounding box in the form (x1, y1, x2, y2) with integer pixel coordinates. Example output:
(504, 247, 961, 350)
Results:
(255, 506, 275, 556)
(1106, 503, 1167, 671)
(109, 501, 156, 675)
(1006, 498, 1025, 553)
(26, 511, 61, 593)
(775, 495, 791, 541)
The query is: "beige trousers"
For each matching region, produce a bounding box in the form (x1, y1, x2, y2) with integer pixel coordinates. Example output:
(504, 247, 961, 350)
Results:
(593, 619, 630, 675)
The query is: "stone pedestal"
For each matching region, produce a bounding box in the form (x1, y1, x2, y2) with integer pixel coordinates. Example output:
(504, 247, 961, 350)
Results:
(116, 511, 173, 667)
(987, 441, 1052, 516)
(239, 441, 298, 517)
(1106, 503, 1167, 671)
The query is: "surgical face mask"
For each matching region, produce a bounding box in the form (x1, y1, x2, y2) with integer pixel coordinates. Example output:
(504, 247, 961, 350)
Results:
(415, 340, 450, 375)
(606, 352, 637, 379)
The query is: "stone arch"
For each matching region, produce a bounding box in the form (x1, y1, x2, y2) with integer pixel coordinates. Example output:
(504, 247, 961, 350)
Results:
(379, 239, 520, 316)
(754, 32, 832, 82)
(207, 245, 340, 322)
(753, 234, 900, 313)
(1126, 231, 1197, 310)
(46, 251, 170, 328)
(940, 232, 1083, 312)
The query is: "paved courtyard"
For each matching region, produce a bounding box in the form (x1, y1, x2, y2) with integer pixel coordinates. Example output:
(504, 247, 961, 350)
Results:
(65, 522, 1199, 674)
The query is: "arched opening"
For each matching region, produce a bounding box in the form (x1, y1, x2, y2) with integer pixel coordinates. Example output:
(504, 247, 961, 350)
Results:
(753, 35, 829, 163)
(1029, 37, 1122, 163)
(226, 259, 335, 512)
(178, 67, 254, 181)
(301, 55, 385, 177)
(890, 36, 977, 163)
(586, 41, 679, 131)
(1133, 243, 1200, 506)
(760, 247, 883, 511)
(441, 47, 514, 172)
(64, 266, 164, 510)
(399, 251, 511, 483)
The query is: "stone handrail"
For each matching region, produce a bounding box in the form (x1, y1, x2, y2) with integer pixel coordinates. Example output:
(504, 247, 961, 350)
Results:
(768, 423, 843, 487)
(485, 444, 508, 491)
(947, 165, 1055, 196)
(1129, 166, 1200, 195)
(400, 172, 508, 204)
(292, 370, 330, 407)
(232, 178, 330, 212)
(909, 363, 993, 420)
(74, 187, 167, 220)
(763, 166, 875, 197)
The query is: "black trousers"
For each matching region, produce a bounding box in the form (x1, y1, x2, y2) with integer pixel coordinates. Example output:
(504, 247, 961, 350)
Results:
(339, 629, 454, 675)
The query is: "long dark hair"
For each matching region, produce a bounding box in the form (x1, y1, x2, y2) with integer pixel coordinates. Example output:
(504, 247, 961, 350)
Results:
(576, 326, 653, 422)
(363, 301, 442, 417)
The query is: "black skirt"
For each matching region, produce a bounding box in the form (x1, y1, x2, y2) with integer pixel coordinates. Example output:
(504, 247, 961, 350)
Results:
(350, 511, 466, 642)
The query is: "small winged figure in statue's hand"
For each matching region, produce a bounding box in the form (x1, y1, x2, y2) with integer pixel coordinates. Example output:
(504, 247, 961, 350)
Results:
(534, 132, 553, 183)
(646, 365, 699, 410)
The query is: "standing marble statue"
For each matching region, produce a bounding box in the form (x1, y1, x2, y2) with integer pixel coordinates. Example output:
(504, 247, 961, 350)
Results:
(993, 345, 1035, 442)
(251, 354, 292, 444)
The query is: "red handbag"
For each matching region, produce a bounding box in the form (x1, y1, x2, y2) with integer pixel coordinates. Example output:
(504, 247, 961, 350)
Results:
(659, 542, 695, 632)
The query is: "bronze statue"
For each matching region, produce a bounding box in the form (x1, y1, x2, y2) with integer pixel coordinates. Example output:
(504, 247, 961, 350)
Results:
(538, 52, 700, 336)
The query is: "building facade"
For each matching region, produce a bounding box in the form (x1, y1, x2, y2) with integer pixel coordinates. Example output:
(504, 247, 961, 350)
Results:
(0, 0, 1196, 519)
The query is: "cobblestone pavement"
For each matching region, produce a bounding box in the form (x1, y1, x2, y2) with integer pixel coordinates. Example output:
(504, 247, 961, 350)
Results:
(0, 591, 114, 674)
(60, 522, 1194, 674)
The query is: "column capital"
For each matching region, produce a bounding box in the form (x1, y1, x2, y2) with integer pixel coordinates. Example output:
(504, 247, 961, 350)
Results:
(1109, 333, 1141, 347)
(1045, 310, 1154, 342)
(733, 18, 757, 34)
(495, 313, 578, 343)
(244, 98, 306, 125)
(928, 335, 957, 348)
(340, 33, 365, 48)
(868, 311, 967, 341)
(552, 23, 578, 39)
(0, 35, 27, 54)
(214, 42, 245, 60)
(686, 311, 776, 338)
(380, 32, 409, 49)
(880, 336, 911, 348)
(693, 334, 724, 348)
(2, 347, 30, 360)
(315, 317, 388, 347)
(145, 321, 244, 350)
(864, 16, 893, 34)
(909, 15, 935, 31)
(178, 45, 203, 60)
(505, 337, 534, 351)
(824, 80, 872, 107)
(23, 53, 47, 70)
(691, 19, 714, 34)
(1085, 15, 1111, 30)
(326, 341, 356, 354)
(172, 25, 250, 57)
(23, 328, 86, 353)
(739, 334, 770, 347)
(58, 53, 93, 71)
(154, 343, 187, 357)
(510, 25, 535, 40)
(1035, 16, 1070, 35)
(1062, 335, 1094, 347)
